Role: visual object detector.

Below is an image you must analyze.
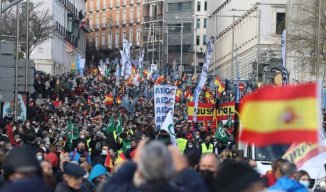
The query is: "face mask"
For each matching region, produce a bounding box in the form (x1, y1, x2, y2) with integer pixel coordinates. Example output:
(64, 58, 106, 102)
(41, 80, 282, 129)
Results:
(195, 135, 200, 139)
(80, 135, 85, 139)
(299, 180, 310, 188)
(188, 144, 193, 148)
(59, 137, 63, 141)
(37, 155, 43, 161)
(101, 150, 108, 156)
(200, 170, 215, 184)
(78, 148, 86, 153)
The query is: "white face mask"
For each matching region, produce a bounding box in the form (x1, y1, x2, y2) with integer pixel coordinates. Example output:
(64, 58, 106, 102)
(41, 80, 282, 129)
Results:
(299, 180, 310, 188)
(101, 150, 108, 156)
(80, 135, 85, 139)
(37, 155, 43, 161)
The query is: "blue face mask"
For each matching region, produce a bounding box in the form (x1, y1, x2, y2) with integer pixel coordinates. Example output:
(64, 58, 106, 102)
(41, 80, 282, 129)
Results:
(299, 180, 310, 188)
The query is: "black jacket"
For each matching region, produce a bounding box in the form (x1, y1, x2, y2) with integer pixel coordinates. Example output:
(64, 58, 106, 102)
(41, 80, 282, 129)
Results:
(102, 161, 209, 192)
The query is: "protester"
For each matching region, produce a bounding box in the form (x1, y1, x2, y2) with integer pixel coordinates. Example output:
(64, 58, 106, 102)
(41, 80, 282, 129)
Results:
(295, 170, 311, 190)
(199, 154, 221, 191)
(269, 161, 308, 192)
(55, 163, 87, 192)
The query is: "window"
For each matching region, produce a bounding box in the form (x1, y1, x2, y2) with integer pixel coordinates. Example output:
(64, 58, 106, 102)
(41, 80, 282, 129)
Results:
(123, 31, 126, 39)
(109, 32, 112, 48)
(130, 9, 134, 22)
(203, 35, 206, 45)
(276, 13, 285, 34)
(129, 29, 133, 43)
(96, 13, 99, 28)
(89, 14, 93, 29)
(197, 2, 201, 12)
(204, 1, 207, 11)
(102, 13, 106, 27)
(103, 0, 106, 9)
(115, 32, 119, 47)
(89, 0, 93, 11)
(116, 10, 120, 25)
(167, 2, 192, 12)
(204, 18, 207, 28)
(136, 29, 140, 45)
(137, 7, 141, 21)
(123, 8, 126, 23)
(102, 34, 105, 46)
(196, 18, 200, 29)
(96, 0, 100, 10)
(196, 35, 200, 45)
(95, 34, 99, 48)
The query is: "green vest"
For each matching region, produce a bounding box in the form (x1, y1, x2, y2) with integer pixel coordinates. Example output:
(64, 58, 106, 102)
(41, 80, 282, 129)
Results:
(201, 143, 214, 154)
(177, 138, 188, 153)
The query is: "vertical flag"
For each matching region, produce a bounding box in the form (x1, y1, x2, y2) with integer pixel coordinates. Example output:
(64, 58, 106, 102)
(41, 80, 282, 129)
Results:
(106, 115, 115, 133)
(281, 29, 288, 85)
(235, 44, 240, 103)
(215, 122, 229, 144)
(161, 110, 177, 146)
(193, 37, 215, 122)
(116, 113, 123, 134)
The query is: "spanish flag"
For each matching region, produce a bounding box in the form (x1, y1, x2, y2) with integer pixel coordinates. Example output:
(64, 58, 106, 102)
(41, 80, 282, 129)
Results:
(214, 76, 225, 95)
(105, 94, 114, 106)
(116, 96, 122, 105)
(175, 89, 182, 103)
(240, 83, 319, 146)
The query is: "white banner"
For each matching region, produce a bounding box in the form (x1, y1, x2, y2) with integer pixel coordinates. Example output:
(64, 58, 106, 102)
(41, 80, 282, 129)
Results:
(161, 110, 177, 146)
(154, 85, 177, 130)
(193, 37, 215, 122)
(120, 39, 132, 80)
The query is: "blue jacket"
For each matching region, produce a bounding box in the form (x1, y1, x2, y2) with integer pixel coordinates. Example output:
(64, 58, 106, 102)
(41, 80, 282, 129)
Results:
(269, 177, 308, 192)
(70, 149, 91, 164)
(102, 161, 209, 192)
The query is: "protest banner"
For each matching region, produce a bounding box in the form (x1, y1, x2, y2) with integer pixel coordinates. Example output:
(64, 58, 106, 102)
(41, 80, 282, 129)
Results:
(187, 102, 235, 125)
(154, 85, 177, 130)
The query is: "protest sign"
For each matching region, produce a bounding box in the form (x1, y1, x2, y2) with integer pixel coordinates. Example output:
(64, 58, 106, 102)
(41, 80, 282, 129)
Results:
(154, 85, 177, 130)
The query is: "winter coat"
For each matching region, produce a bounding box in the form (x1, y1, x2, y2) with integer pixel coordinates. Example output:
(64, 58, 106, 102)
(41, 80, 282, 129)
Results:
(269, 177, 308, 192)
(102, 161, 209, 192)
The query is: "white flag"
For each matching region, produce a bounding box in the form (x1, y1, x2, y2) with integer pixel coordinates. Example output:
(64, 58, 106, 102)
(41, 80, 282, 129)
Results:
(161, 110, 177, 146)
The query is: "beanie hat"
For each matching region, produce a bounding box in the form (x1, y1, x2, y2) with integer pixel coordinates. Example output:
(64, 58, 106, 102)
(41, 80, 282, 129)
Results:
(3, 147, 41, 179)
(45, 152, 59, 168)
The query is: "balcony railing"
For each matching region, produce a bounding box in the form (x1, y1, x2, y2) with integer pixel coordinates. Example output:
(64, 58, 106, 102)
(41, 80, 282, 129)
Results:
(116, 2, 120, 8)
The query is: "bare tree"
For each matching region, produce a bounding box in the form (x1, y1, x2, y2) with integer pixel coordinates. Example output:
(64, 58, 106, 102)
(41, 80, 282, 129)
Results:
(286, 0, 326, 81)
(1, 2, 53, 57)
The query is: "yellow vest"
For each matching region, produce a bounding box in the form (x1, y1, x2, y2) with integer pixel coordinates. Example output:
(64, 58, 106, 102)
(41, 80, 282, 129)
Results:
(177, 138, 188, 153)
(201, 143, 214, 154)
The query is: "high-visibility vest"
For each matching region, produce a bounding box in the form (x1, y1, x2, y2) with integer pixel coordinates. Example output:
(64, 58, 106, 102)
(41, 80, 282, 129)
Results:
(176, 138, 187, 153)
(201, 143, 214, 154)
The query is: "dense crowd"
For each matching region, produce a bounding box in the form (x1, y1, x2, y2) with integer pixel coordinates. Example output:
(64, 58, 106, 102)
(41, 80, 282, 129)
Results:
(0, 70, 320, 192)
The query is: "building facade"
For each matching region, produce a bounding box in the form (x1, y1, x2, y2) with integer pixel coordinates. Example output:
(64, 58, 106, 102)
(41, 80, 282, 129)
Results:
(194, 0, 208, 73)
(143, 0, 164, 67)
(164, 0, 194, 73)
(86, 0, 143, 59)
(207, 0, 286, 84)
(30, 0, 87, 75)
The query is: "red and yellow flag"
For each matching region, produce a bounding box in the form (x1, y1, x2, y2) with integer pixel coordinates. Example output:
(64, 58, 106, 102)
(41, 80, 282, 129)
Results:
(175, 89, 183, 103)
(105, 94, 114, 106)
(214, 76, 225, 95)
(240, 83, 319, 146)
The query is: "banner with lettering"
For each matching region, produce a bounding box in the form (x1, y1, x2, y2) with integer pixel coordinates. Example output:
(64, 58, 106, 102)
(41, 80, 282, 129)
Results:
(154, 85, 177, 130)
(187, 102, 235, 124)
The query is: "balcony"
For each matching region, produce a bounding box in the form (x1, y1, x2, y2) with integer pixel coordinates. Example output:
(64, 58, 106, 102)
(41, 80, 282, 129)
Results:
(129, 19, 134, 24)
(137, 0, 141, 4)
(116, 2, 120, 8)
(136, 17, 141, 23)
(122, 19, 127, 25)
(109, 3, 113, 8)
(130, 0, 134, 5)
(115, 20, 120, 26)
(123, 0, 126, 7)
(102, 22, 106, 28)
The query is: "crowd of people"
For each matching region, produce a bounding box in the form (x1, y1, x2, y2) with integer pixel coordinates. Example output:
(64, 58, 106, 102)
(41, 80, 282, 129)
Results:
(0, 70, 320, 192)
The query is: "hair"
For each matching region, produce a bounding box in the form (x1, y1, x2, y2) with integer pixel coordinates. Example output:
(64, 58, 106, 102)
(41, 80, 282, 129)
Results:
(280, 162, 297, 177)
(296, 170, 310, 181)
(138, 142, 174, 182)
(274, 158, 289, 172)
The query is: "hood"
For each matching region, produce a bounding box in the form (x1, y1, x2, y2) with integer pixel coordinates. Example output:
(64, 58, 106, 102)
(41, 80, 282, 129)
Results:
(269, 177, 308, 192)
(88, 164, 107, 183)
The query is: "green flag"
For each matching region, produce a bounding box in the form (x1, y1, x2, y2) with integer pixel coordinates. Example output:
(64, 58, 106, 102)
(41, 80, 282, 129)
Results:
(106, 115, 115, 133)
(116, 113, 123, 134)
(65, 119, 79, 148)
(214, 122, 229, 144)
(225, 114, 232, 128)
